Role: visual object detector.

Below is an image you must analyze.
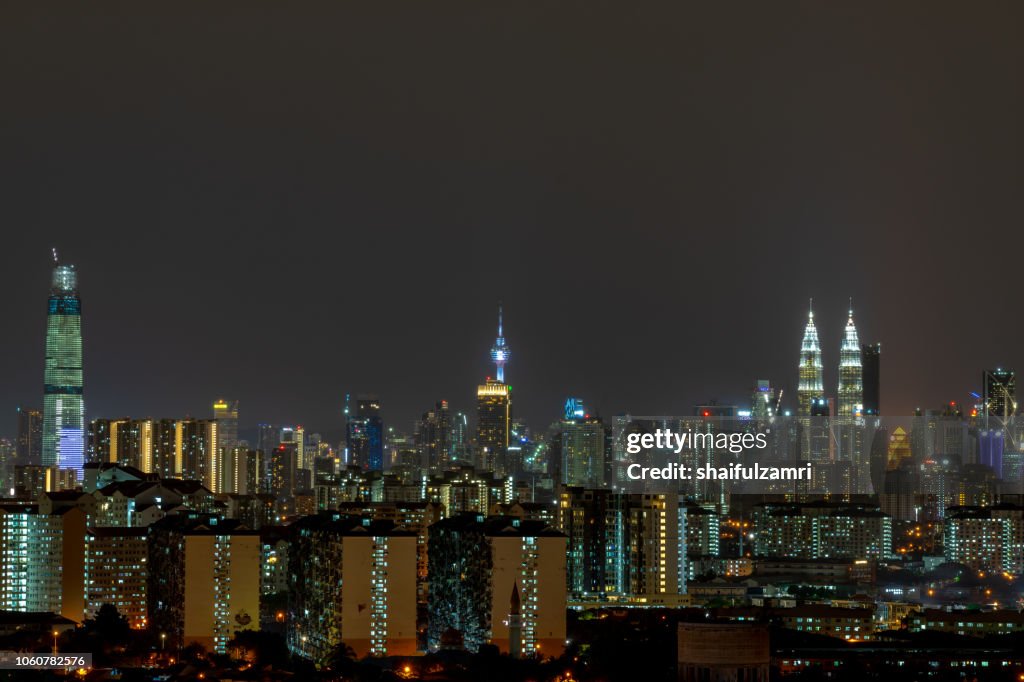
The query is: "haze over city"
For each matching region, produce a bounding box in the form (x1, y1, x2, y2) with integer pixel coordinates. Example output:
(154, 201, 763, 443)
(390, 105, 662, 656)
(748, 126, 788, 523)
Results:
(2, 4, 1024, 432)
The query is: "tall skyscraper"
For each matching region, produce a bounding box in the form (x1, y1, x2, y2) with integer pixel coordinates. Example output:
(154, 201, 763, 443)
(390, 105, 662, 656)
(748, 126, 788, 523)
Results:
(451, 411, 470, 464)
(42, 254, 85, 478)
(15, 407, 42, 465)
(558, 399, 605, 488)
(982, 368, 1016, 427)
(477, 303, 512, 475)
(269, 442, 298, 498)
(0, 439, 13, 490)
(256, 423, 280, 485)
(212, 399, 239, 454)
(751, 380, 776, 422)
(861, 343, 881, 416)
(476, 381, 511, 475)
(295, 425, 306, 472)
(416, 400, 452, 473)
(837, 304, 863, 418)
(490, 301, 510, 383)
(796, 302, 823, 417)
(221, 446, 261, 495)
(832, 304, 865, 496)
(176, 418, 219, 491)
(347, 396, 384, 471)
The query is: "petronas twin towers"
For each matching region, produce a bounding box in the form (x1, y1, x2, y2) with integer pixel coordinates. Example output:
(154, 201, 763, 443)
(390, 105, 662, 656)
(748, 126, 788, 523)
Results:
(797, 300, 863, 418)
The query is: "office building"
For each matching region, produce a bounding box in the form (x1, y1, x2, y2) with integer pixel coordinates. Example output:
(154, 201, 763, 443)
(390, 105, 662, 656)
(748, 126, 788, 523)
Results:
(42, 257, 85, 478)
(476, 381, 511, 475)
(415, 400, 452, 473)
(15, 407, 42, 466)
(982, 368, 1016, 426)
(797, 303, 823, 417)
(837, 305, 863, 418)
(347, 397, 384, 471)
(213, 399, 239, 458)
(861, 343, 881, 416)
(269, 442, 298, 499)
(751, 381, 776, 422)
(558, 399, 605, 488)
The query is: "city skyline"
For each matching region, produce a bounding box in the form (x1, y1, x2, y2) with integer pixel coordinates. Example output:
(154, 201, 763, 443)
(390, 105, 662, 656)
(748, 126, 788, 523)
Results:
(3, 254, 1024, 437)
(0, 5, 1022, 678)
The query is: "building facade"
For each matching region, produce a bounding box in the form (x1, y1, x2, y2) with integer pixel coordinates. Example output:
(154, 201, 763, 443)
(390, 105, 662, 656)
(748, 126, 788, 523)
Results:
(288, 514, 417, 661)
(428, 514, 566, 657)
(148, 516, 261, 653)
(42, 261, 85, 478)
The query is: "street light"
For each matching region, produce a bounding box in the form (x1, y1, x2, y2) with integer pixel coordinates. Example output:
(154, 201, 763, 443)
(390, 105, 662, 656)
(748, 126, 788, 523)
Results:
(52, 630, 59, 656)
(161, 633, 166, 650)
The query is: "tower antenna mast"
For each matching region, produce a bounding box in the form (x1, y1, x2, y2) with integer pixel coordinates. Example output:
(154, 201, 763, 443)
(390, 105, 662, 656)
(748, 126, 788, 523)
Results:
(490, 300, 510, 383)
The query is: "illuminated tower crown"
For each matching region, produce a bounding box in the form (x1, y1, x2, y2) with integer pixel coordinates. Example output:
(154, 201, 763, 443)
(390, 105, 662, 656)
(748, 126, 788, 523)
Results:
(797, 300, 823, 416)
(838, 301, 863, 418)
(490, 302, 510, 383)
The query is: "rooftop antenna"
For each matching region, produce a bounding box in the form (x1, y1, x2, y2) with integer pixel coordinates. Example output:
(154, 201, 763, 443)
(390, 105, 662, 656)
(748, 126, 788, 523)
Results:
(52, 247, 59, 265)
(490, 299, 510, 383)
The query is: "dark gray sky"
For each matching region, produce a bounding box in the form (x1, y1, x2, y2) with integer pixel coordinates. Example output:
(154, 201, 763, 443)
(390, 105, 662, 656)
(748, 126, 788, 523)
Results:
(1, 3, 1022, 436)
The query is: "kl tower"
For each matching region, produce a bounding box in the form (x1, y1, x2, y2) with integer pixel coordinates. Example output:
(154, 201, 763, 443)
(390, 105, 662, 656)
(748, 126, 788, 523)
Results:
(490, 301, 510, 383)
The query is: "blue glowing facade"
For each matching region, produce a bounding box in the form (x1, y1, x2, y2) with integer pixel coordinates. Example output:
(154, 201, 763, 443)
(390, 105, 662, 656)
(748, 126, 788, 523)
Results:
(347, 396, 384, 471)
(42, 258, 85, 478)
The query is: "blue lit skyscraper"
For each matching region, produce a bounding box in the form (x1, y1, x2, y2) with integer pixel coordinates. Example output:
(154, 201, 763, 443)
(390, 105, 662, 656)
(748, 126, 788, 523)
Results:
(347, 395, 384, 471)
(42, 253, 85, 478)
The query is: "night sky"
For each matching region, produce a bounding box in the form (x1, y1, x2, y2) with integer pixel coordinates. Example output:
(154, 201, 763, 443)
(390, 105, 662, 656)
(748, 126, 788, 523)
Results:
(1, 4, 1022, 438)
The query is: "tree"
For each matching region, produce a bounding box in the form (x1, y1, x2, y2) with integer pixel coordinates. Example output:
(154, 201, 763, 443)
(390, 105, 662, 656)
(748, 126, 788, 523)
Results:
(327, 641, 359, 675)
(227, 630, 290, 668)
(90, 603, 130, 642)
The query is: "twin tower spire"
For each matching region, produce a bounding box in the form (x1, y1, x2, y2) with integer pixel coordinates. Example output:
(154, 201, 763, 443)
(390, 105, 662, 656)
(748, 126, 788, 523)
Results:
(798, 299, 863, 417)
